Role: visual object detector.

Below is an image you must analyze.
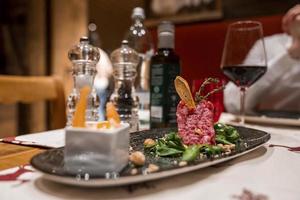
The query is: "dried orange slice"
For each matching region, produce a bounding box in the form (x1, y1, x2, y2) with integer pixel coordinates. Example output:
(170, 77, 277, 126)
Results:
(106, 102, 121, 125)
(97, 121, 111, 129)
(72, 86, 91, 127)
(174, 76, 196, 109)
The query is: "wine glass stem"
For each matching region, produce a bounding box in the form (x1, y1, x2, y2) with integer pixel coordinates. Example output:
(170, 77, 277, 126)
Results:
(240, 87, 246, 124)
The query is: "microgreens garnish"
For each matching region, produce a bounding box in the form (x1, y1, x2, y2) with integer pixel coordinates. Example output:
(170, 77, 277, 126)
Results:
(194, 78, 225, 103)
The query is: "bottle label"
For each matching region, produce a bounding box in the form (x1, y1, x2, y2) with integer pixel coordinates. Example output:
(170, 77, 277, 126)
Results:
(150, 106, 163, 121)
(150, 63, 180, 125)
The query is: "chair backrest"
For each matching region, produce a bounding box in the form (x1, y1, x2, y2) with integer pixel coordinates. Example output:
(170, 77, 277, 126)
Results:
(0, 75, 66, 129)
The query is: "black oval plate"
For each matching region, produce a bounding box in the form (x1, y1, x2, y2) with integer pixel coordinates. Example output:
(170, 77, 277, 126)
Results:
(31, 126, 270, 187)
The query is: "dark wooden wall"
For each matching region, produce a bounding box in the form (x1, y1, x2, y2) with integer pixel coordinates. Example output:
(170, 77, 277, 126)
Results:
(0, 0, 87, 137)
(0, 0, 47, 136)
(89, 0, 144, 53)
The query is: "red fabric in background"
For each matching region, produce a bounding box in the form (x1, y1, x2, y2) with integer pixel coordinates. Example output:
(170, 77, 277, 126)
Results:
(150, 15, 283, 85)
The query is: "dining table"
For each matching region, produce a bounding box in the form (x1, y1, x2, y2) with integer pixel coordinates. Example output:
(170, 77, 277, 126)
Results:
(0, 113, 300, 200)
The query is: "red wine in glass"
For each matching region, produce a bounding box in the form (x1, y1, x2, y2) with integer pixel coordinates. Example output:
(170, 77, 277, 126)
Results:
(221, 21, 267, 124)
(222, 65, 267, 87)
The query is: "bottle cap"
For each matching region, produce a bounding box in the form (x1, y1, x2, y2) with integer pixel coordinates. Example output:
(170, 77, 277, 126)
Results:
(158, 21, 175, 49)
(131, 7, 145, 20)
(88, 23, 97, 32)
(68, 36, 100, 64)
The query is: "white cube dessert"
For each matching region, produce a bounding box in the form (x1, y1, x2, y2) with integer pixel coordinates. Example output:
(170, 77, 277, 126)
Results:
(64, 123, 130, 176)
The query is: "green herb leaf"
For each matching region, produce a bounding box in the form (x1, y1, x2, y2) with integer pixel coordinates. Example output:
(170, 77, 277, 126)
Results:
(166, 140, 185, 151)
(182, 145, 200, 161)
(214, 123, 226, 131)
(202, 145, 223, 156)
(156, 146, 183, 157)
(211, 145, 223, 154)
(215, 134, 232, 145)
(214, 123, 240, 144)
(224, 126, 240, 143)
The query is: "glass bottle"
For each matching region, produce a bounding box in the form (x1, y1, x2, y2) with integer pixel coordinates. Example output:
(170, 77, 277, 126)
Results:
(125, 7, 154, 130)
(110, 40, 139, 132)
(150, 21, 181, 128)
(67, 36, 100, 125)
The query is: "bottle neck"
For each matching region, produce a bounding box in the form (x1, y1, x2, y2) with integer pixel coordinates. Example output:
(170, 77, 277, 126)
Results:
(158, 33, 174, 49)
(157, 48, 174, 52)
(132, 17, 144, 25)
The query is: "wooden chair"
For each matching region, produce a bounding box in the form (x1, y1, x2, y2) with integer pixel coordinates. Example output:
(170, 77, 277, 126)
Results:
(0, 75, 66, 130)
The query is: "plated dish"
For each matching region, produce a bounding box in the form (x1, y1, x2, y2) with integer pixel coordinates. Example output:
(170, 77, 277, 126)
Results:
(31, 126, 270, 187)
(30, 77, 270, 187)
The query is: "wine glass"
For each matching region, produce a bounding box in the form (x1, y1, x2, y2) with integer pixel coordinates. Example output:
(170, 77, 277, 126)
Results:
(221, 21, 267, 124)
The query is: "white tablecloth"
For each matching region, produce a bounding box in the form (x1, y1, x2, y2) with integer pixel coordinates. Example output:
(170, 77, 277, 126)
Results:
(1, 113, 300, 200)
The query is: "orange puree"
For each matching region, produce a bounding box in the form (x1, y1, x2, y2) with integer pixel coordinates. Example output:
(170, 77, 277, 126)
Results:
(72, 86, 91, 127)
(97, 121, 111, 129)
(106, 102, 121, 126)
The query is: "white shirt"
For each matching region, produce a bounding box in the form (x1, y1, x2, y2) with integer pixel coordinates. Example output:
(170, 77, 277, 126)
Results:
(224, 33, 300, 114)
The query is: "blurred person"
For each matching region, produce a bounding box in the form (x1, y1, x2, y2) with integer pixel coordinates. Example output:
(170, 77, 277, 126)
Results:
(224, 5, 300, 114)
(88, 23, 113, 120)
(94, 48, 113, 121)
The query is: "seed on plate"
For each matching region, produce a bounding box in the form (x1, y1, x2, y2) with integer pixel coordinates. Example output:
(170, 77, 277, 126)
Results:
(144, 138, 156, 148)
(129, 151, 145, 166)
(199, 153, 206, 159)
(217, 144, 224, 147)
(147, 164, 159, 173)
(130, 168, 138, 175)
(224, 145, 231, 152)
(179, 161, 187, 167)
(225, 149, 231, 153)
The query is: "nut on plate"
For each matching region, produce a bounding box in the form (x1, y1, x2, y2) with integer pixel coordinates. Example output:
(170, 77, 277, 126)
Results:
(217, 144, 224, 147)
(223, 145, 231, 152)
(130, 168, 138, 175)
(179, 161, 187, 167)
(129, 151, 145, 166)
(143, 138, 156, 148)
(147, 164, 160, 173)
